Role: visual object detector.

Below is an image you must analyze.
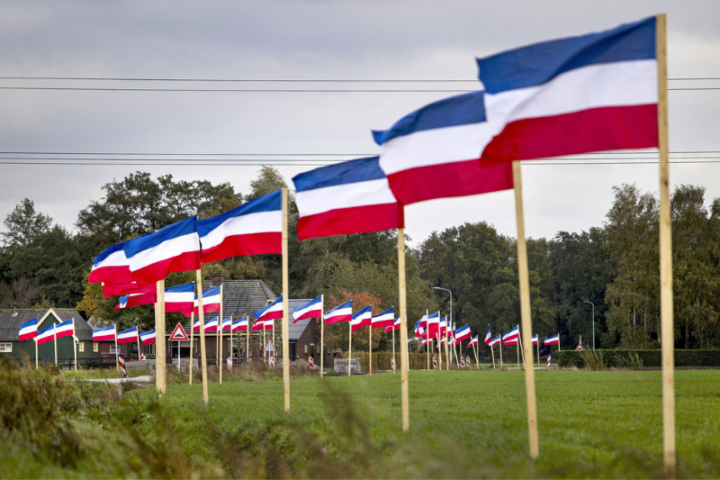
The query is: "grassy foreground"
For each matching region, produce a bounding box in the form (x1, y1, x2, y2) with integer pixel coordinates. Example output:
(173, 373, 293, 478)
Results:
(2, 361, 720, 478)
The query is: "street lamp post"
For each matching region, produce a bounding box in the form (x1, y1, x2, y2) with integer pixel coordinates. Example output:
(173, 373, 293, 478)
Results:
(432, 286, 453, 359)
(583, 301, 595, 350)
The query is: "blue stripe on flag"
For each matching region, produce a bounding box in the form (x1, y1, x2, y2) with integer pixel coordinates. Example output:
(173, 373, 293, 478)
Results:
(326, 301, 352, 314)
(20, 318, 37, 329)
(195, 286, 221, 300)
(95, 325, 114, 333)
(124, 216, 198, 258)
(293, 157, 384, 193)
(294, 295, 322, 313)
(477, 17, 656, 94)
(372, 91, 486, 145)
(165, 282, 195, 293)
(93, 241, 126, 265)
(119, 326, 137, 335)
(141, 329, 155, 338)
(352, 306, 372, 319)
(197, 190, 281, 237)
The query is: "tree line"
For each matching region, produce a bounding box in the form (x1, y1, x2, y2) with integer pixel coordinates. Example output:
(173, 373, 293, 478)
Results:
(1, 169, 718, 350)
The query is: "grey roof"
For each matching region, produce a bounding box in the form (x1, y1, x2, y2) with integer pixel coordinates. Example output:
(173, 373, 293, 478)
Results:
(0, 308, 93, 341)
(0, 309, 46, 341)
(288, 299, 313, 342)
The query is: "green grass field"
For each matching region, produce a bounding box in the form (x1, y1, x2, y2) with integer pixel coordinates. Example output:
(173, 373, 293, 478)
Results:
(3, 364, 720, 478)
(154, 369, 720, 478)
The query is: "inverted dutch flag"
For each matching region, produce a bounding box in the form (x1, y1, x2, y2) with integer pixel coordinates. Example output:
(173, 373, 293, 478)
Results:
(19, 318, 38, 342)
(439, 317, 448, 336)
(140, 329, 156, 345)
(251, 319, 274, 331)
(324, 301, 352, 324)
(384, 317, 401, 333)
(191, 286, 221, 316)
(417, 313, 428, 329)
(477, 17, 658, 166)
(484, 325, 493, 345)
(371, 307, 394, 329)
(455, 324, 472, 343)
(531, 334, 538, 345)
(117, 326, 138, 344)
(374, 92, 514, 206)
(55, 319, 74, 339)
(232, 316, 249, 332)
(426, 312, 440, 337)
(293, 156, 404, 241)
(489, 335, 501, 346)
(544, 333, 560, 346)
(102, 281, 140, 297)
(351, 306, 372, 332)
(37, 324, 55, 345)
(502, 326, 520, 346)
(191, 318, 201, 332)
(123, 216, 201, 287)
(89, 241, 133, 285)
(204, 317, 219, 333)
(255, 295, 283, 322)
(293, 296, 323, 323)
(115, 284, 156, 310)
(221, 317, 233, 331)
(467, 335, 479, 348)
(422, 337, 433, 346)
(165, 282, 195, 314)
(197, 190, 282, 263)
(93, 325, 116, 342)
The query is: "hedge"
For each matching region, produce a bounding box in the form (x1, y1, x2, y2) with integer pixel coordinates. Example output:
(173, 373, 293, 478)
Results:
(345, 352, 479, 372)
(558, 349, 720, 368)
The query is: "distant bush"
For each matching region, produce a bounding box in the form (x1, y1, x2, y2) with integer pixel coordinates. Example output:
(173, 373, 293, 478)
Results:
(558, 349, 720, 368)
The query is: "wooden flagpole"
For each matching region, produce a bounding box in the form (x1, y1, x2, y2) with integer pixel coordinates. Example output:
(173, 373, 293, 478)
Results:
(436, 330, 442, 370)
(262, 326, 266, 362)
(392, 323, 396, 374)
(425, 309, 429, 370)
(196, 271, 209, 404)
(281, 187, 291, 412)
(54, 323, 58, 365)
(219, 283, 224, 384)
(516, 332, 520, 369)
(536, 340, 540, 368)
(513, 160, 539, 459)
(113, 324, 118, 370)
(397, 228, 410, 431)
(655, 14, 675, 477)
(188, 312, 194, 384)
(348, 321, 352, 377)
(369, 322, 372, 375)
(443, 314, 449, 370)
(35, 338, 38, 370)
(246, 319, 250, 362)
(499, 330, 503, 368)
(490, 338, 496, 369)
(518, 330, 526, 369)
(73, 319, 77, 371)
(320, 295, 325, 378)
(155, 280, 167, 394)
(136, 324, 141, 362)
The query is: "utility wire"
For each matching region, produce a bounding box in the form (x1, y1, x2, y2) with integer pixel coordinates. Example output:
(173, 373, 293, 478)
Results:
(0, 86, 715, 92)
(0, 76, 716, 82)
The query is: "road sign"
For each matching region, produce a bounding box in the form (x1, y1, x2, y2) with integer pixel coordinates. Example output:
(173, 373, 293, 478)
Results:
(460, 357, 466, 368)
(309, 356, 314, 368)
(170, 323, 189, 342)
(391, 357, 396, 372)
(432, 356, 438, 369)
(264, 341, 275, 352)
(269, 356, 276, 368)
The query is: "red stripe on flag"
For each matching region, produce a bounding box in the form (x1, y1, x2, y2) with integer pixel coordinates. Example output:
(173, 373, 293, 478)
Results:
(200, 232, 281, 263)
(480, 104, 658, 165)
(386, 159, 513, 206)
(297, 203, 403, 241)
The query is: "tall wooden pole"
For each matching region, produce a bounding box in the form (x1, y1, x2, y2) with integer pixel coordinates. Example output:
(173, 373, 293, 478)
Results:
(536, 341, 540, 368)
(54, 324, 58, 365)
(499, 334, 503, 368)
(73, 319, 77, 371)
(155, 280, 167, 394)
(369, 323, 372, 375)
(392, 325, 396, 374)
(398, 227, 410, 431)
(196, 271, 209, 405)
(655, 14, 675, 478)
(491, 341, 496, 369)
(320, 295, 325, 378)
(113, 324, 118, 371)
(136, 324, 142, 362)
(513, 160, 540, 459)
(188, 312, 194, 384)
(518, 330, 526, 368)
(348, 322, 352, 377)
(246, 319, 250, 361)
(35, 338, 38, 370)
(281, 188, 291, 412)
(473, 341, 479, 369)
(219, 284, 224, 384)
(425, 309, 429, 370)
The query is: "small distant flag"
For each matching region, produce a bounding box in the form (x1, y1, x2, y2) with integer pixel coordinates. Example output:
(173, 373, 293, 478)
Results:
(371, 307, 394, 329)
(18, 318, 38, 342)
(489, 335, 501, 346)
(544, 334, 560, 346)
(293, 296, 323, 323)
(454, 324, 471, 343)
(384, 317, 401, 333)
(117, 326, 138, 344)
(255, 295, 283, 323)
(204, 317, 219, 333)
(232, 316, 249, 332)
(325, 301, 352, 324)
(502, 326, 519, 346)
(89, 241, 133, 285)
(221, 317, 233, 331)
(484, 325, 492, 345)
(55, 319, 74, 339)
(531, 334, 538, 345)
(351, 306, 372, 332)
(95, 325, 115, 345)
(467, 336, 479, 348)
(164, 282, 195, 314)
(36, 324, 55, 345)
(115, 284, 156, 310)
(140, 329, 156, 345)
(190, 287, 221, 316)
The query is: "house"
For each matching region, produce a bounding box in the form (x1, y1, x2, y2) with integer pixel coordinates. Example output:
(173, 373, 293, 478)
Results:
(288, 299, 333, 368)
(0, 308, 99, 367)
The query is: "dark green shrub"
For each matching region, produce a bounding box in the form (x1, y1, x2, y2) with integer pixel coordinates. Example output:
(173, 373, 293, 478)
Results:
(558, 349, 720, 368)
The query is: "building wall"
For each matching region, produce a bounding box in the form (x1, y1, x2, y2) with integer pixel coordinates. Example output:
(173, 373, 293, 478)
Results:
(291, 319, 334, 367)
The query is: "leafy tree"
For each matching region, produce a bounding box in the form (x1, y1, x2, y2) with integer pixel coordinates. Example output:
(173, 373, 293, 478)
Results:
(1, 198, 52, 248)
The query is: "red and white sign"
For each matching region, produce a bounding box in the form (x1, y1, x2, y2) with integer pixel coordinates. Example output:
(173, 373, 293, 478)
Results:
(391, 357, 396, 372)
(269, 356, 275, 368)
(140, 353, 146, 361)
(308, 356, 315, 368)
(170, 323, 189, 342)
(460, 357, 466, 368)
(118, 353, 127, 377)
(466, 356, 471, 367)
(547, 355, 552, 367)
(227, 356, 232, 370)
(432, 356, 438, 369)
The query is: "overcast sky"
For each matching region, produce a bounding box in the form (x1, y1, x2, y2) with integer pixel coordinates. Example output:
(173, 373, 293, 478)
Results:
(0, 0, 718, 247)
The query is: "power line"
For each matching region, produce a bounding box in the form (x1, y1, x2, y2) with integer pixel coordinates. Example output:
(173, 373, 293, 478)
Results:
(0, 86, 716, 92)
(0, 75, 716, 82)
